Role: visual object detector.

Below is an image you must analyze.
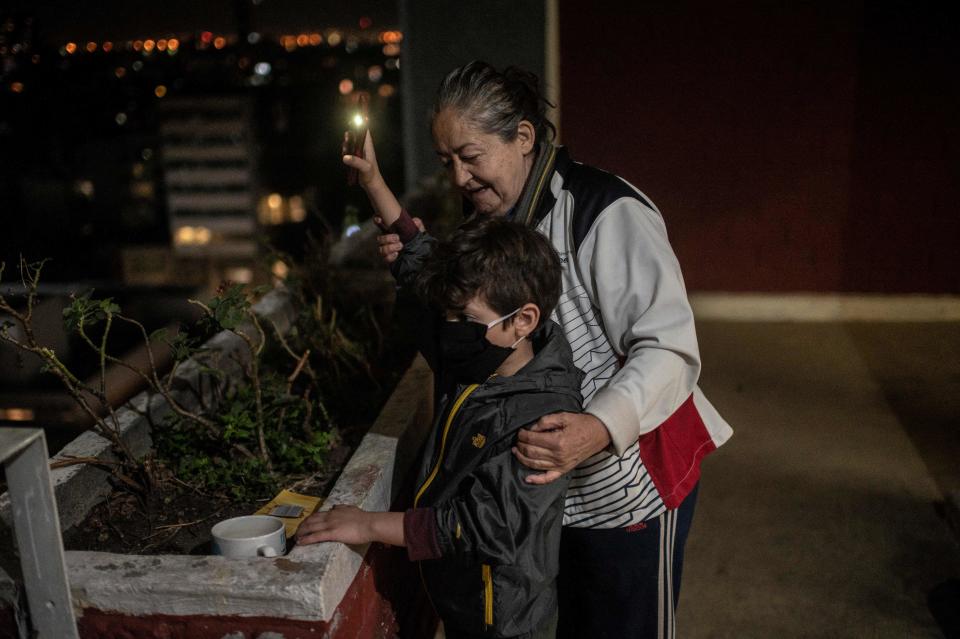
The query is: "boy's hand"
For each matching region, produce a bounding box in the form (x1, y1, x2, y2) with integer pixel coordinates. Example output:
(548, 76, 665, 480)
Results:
(512, 413, 612, 485)
(296, 505, 376, 545)
(375, 217, 425, 264)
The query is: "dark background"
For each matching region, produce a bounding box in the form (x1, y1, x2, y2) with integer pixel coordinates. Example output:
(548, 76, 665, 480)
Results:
(559, 1, 959, 293)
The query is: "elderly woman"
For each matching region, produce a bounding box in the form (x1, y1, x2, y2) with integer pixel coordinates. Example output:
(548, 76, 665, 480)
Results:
(346, 61, 732, 638)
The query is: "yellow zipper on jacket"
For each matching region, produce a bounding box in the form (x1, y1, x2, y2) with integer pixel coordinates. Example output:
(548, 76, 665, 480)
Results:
(414, 382, 481, 507)
(482, 563, 493, 628)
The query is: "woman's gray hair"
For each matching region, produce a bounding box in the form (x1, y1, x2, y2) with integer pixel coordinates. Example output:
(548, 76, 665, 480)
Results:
(433, 61, 556, 145)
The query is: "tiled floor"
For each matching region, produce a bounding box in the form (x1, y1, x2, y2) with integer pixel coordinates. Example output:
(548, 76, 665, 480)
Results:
(681, 321, 960, 638)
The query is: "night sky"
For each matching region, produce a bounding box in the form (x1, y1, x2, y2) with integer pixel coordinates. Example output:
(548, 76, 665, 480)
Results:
(5, 0, 399, 43)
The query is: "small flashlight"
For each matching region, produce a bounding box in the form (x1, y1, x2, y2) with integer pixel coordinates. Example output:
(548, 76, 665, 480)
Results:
(345, 93, 370, 186)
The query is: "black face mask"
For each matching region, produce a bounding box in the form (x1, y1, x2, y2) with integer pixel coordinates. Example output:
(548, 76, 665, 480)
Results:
(437, 312, 521, 386)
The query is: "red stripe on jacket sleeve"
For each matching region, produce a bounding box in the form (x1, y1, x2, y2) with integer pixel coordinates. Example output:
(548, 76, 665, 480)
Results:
(637, 394, 716, 509)
(404, 507, 442, 561)
(389, 209, 420, 244)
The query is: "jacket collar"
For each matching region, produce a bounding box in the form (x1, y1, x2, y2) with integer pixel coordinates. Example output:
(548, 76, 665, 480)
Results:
(511, 143, 560, 227)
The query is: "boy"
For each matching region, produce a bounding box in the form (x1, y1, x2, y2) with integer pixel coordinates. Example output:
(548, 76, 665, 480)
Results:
(297, 216, 583, 639)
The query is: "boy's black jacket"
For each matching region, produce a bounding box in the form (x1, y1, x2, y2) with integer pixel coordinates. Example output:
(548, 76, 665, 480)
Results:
(395, 230, 584, 638)
(416, 319, 583, 638)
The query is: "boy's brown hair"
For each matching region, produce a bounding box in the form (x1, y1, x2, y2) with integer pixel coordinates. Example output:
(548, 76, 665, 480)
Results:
(418, 216, 562, 326)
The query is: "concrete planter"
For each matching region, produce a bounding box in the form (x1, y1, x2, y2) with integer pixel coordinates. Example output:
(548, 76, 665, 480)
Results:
(0, 288, 436, 638)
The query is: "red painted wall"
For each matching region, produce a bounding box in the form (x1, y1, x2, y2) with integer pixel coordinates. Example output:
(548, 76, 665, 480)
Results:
(558, 1, 959, 292)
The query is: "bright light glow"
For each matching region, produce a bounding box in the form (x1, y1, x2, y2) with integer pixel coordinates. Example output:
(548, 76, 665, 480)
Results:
(201, 31, 213, 44)
(143, 39, 155, 52)
(352, 113, 364, 127)
(282, 35, 297, 51)
(115, 66, 126, 78)
(154, 85, 168, 98)
(382, 43, 400, 57)
(133, 40, 143, 51)
(156, 39, 167, 51)
(75, 179, 95, 198)
(0, 408, 35, 422)
(378, 84, 395, 98)
(176, 226, 195, 244)
(214, 36, 226, 49)
(115, 112, 128, 126)
(10, 81, 24, 94)
(267, 193, 282, 208)
(167, 38, 180, 52)
(289, 195, 306, 222)
(344, 224, 361, 238)
(86, 41, 97, 53)
(338, 79, 354, 95)
(247, 32, 261, 44)
(272, 260, 290, 279)
(65, 42, 77, 54)
(102, 41, 114, 52)
(367, 65, 383, 82)
(381, 30, 403, 44)
(296, 34, 309, 47)
(327, 31, 342, 46)
(254, 61, 271, 75)
(224, 267, 253, 284)
(309, 33, 322, 46)
(174, 226, 212, 246)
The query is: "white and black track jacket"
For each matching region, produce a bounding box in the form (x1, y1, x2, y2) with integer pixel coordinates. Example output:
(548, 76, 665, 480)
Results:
(514, 146, 733, 528)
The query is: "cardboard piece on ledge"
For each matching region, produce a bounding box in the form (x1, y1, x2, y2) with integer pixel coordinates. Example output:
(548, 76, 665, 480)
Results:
(255, 489, 323, 538)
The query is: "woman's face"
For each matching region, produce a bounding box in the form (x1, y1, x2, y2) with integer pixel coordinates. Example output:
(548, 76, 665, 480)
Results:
(432, 108, 536, 216)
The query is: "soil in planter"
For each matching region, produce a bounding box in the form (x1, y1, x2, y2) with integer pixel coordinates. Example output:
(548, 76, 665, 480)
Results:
(62, 441, 354, 555)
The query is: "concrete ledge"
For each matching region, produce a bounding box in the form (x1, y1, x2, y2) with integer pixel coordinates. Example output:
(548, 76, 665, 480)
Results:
(689, 293, 960, 322)
(58, 358, 430, 622)
(62, 354, 433, 623)
(0, 285, 436, 633)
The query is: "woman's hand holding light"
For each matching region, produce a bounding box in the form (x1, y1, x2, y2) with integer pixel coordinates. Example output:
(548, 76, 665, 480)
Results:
(342, 131, 405, 230)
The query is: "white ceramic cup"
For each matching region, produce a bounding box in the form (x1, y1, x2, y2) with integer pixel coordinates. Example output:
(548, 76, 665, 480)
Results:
(211, 515, 286, 558)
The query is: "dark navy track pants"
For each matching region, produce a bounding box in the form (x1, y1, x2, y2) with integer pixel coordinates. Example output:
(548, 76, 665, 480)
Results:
(557, 483, 700, 639)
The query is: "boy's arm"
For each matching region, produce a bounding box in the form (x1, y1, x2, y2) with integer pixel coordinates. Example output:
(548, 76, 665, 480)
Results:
(405, 413, 578, 565)
(296, 505, 405, 547)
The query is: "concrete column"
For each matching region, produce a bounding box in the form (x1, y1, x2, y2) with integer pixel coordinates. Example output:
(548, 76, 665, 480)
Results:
(399, 0, 547, 192)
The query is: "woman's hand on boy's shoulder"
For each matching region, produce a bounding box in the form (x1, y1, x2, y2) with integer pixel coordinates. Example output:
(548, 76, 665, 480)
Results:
(512, 412, 612, 485)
